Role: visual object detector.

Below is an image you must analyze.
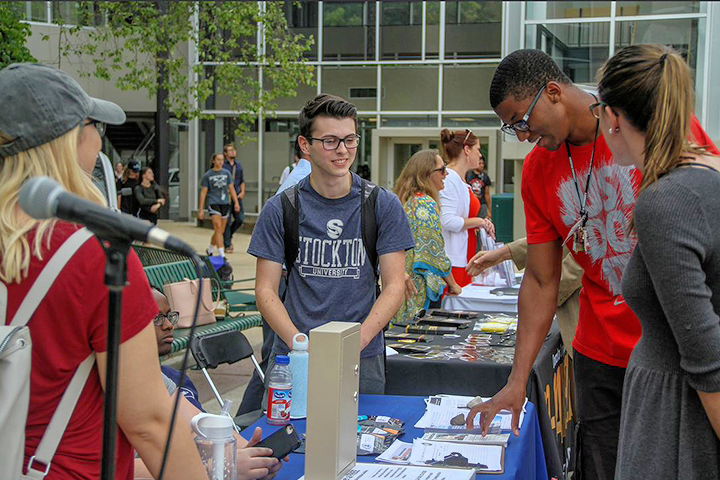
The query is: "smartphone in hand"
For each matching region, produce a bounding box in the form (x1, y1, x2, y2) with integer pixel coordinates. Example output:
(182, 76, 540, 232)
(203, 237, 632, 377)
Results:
(255, 424, 302, 459)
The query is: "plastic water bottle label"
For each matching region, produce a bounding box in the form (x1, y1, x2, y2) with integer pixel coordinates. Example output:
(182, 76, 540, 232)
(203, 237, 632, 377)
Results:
(267, 387, 292, 422)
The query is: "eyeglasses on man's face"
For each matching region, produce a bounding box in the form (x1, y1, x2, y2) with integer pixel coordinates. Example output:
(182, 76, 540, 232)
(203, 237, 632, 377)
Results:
(500, 84, 547, 136)
(84, 119, 106, 138)
(589, 101, 609, 120)
(153, 311, 180, 327)
(307, 134, 361, 151)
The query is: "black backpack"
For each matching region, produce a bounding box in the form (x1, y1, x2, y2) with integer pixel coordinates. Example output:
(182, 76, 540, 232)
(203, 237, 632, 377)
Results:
(280, 178, 381, 290)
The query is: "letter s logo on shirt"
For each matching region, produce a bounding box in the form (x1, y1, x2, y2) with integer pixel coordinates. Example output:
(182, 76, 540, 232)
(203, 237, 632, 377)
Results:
(326, 219, 344, 239)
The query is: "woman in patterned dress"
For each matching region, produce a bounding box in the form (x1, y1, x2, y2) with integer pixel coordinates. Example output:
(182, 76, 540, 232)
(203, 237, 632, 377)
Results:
(393, 149, 462, 324)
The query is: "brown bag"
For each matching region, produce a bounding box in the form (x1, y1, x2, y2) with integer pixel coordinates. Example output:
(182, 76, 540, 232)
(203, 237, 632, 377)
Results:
(163, 278, 219, 328)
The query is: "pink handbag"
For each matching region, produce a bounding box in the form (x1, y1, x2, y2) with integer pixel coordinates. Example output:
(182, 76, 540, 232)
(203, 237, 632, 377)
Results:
(163, 278, 219, 328)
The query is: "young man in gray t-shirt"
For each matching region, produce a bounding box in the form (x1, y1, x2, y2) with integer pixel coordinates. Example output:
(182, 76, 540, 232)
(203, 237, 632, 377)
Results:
(249, 94, 414, 393)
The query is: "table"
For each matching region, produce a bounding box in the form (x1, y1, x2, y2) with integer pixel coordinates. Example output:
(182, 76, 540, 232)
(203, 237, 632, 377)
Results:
(443, 284, 518, 313)
(385, 317, 573, 479)
(243, 394, 548, 480)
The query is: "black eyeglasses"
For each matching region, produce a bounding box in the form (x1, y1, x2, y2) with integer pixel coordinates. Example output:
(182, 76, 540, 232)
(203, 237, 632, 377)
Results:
(84, 119, 106, 138)
(153, 311, 179, 327)
(307, 134, 361, 151)
(589, 101, 608, 119)
(500, 84, 547, 136)
(432, 165, 448, 175)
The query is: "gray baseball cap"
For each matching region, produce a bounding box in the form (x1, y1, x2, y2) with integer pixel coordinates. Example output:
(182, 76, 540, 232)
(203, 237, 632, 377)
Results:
(0, 63, 126, 159)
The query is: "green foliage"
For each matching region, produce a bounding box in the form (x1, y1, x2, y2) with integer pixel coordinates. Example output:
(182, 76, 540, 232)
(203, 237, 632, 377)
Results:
(0, 3, 37, 70)
(55, 1, 314, 139)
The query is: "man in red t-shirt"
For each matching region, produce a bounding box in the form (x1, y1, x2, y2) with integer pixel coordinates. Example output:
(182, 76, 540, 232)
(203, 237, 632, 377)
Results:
(466, 49, 718, 480)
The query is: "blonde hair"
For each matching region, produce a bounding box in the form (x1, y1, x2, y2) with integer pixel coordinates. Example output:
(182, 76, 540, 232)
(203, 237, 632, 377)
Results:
(394, 149, 443, 205)
(597, 44, 708, 193)
(0, 127, 106, 283)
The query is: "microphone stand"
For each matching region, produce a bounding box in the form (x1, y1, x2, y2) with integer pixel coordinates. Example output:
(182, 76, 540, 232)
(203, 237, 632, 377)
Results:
(99, 236, 132, 480)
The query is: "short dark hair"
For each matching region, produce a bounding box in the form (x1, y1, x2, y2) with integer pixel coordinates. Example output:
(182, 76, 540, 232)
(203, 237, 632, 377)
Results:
(223, 143, 234, 154)
(293, 137, 303, 159)
(298, 94, 357, 139)
(489, 49, 571, 109)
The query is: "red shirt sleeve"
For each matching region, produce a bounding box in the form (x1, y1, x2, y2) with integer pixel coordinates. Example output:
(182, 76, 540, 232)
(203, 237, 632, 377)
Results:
(522, 149, 561, 244)
(690, 115, 719, 155)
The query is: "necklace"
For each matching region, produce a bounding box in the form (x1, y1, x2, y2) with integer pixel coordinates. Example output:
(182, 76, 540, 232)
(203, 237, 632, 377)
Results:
(564, 118, 600, 253)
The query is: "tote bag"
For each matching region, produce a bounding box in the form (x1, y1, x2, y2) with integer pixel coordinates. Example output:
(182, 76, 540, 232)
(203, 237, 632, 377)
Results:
(163, 278, 219, 327)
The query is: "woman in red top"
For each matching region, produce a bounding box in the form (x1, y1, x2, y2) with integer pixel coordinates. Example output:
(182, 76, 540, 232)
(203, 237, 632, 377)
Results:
(0, 64, 279, 480)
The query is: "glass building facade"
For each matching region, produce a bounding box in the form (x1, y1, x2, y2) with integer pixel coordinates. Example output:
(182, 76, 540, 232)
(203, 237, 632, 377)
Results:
(192, 1, 718, 219)
(15, 1, 720, 225)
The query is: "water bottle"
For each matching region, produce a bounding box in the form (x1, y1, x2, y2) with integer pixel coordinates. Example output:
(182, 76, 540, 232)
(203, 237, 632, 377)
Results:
(266, 354, 292, 425)
(288, 333, 309, 419)
(191, 413, 237, 480)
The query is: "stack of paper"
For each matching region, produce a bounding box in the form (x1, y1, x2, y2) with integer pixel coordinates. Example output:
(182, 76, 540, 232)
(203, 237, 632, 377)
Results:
(376, 439, 504, 474)
(300, 462, 476, 480)
(414, 394, 526, 433)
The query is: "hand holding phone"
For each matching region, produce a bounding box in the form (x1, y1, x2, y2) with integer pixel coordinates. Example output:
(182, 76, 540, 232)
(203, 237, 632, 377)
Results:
(255, 424, 302, 459)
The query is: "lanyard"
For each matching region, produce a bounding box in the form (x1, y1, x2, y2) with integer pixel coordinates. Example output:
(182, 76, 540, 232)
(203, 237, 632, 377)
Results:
(565, 118, 599, 226)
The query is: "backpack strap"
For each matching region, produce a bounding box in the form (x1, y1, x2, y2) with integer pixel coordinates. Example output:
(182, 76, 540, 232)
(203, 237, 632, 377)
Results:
(5, 228, 96, 479)
(360, 178, 380, 281)
(10, 228, 94, 327)
(281, 183, 300, 277)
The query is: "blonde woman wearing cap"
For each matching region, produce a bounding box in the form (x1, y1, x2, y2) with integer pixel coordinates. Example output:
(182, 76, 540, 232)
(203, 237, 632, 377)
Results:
(0, 64, 280, 480)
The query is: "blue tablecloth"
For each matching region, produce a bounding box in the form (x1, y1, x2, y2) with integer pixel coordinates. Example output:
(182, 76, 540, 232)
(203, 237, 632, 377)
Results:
(242, 394, 548, 480)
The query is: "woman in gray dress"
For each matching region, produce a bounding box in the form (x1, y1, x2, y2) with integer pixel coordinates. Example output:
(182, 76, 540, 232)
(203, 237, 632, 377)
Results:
(594, 45, 720, 478)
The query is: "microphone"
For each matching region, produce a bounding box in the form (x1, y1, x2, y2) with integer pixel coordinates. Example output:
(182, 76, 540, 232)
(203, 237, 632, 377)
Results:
(20, 176, 196, 256)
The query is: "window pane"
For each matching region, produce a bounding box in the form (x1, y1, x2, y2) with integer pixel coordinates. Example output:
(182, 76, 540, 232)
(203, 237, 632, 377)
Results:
(29, 1, 48, 22)
(382, 66, 438, 111)
(616, 1, 700, 16)
(380, 116, 438, 127)
(526, 1, 611, 20)
(442, 116, 500, 128)
(322, 67, 377, 111)
(445, 2, 502, 59)
(264, 69, 318, 111)
(381, 2, 421, 60)
(615, 18, 700, 74)
(443, 64, 498, 111)
(52, 1, 97, 26)
(285, 1, 318, 60)
(525, 23, 610, 83)
(323, 2, 375, 61)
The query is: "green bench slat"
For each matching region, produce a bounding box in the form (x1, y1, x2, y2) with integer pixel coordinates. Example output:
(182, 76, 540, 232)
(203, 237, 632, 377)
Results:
(169, 314, 263, 354)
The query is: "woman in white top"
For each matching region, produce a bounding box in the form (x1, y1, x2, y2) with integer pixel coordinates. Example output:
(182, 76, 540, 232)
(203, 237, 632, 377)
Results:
(439, 128, 495, 287)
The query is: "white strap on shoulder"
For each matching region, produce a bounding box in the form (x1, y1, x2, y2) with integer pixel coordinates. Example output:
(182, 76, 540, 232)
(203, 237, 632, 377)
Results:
(11, 228, 94, 327)
(24, 354, 95, 479)
(9, 227, 96, 479)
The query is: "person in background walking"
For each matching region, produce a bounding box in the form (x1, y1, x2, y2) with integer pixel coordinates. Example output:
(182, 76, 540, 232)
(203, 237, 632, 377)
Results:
(134, 166, 165, 225)
(114, 161, 124, 180)
(117, 159, 141, 215)
(199, 153, 240, 257)
(222, 143, 245, 253)
(465, 153, 493, 219)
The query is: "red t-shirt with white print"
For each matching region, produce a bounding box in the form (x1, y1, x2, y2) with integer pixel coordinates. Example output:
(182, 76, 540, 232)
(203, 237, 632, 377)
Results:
(522, 116, 718, 368)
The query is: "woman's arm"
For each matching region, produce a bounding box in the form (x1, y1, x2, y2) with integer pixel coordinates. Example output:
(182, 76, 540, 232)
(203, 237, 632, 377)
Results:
(98, 325, 208, 480)
(198, 187, 208, 220)
(134, 186, 157, 207)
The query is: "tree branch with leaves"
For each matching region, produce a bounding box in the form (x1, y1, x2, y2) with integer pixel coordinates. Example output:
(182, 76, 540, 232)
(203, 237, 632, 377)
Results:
(54, 1, 314, 139)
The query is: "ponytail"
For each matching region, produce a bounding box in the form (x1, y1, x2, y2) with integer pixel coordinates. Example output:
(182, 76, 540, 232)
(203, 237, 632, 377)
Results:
(598, 45, 704, 194)
(640, 51, 694, 192)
